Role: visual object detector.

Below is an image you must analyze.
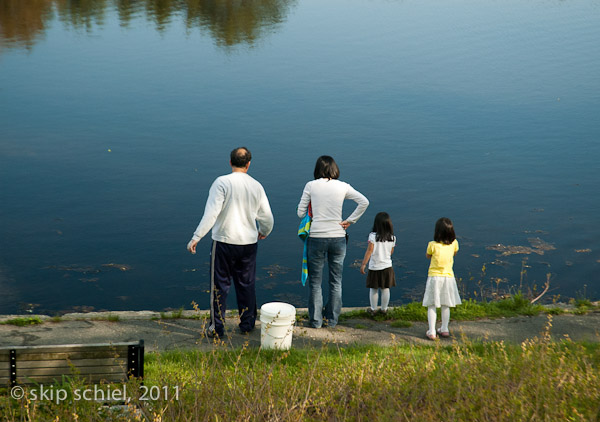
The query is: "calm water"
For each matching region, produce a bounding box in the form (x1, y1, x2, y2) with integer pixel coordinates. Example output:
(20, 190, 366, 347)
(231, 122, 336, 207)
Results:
(1, 0, 599, 314)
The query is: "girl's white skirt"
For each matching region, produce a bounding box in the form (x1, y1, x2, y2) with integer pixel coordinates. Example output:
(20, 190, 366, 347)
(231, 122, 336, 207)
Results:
(422, 276, 462, 308)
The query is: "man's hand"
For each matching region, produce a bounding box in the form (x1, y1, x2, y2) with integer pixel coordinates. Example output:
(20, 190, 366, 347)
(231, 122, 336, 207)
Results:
(187, 239, 199, 254)
(340, 220, 351, 230)
(258, 233, 267, 240)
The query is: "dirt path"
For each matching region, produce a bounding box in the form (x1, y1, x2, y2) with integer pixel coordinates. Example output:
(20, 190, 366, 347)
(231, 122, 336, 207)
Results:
(1, 309, 599, 352)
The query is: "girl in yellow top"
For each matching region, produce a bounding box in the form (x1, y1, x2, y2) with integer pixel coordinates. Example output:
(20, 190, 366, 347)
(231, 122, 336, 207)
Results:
(423, 217, 462, 340)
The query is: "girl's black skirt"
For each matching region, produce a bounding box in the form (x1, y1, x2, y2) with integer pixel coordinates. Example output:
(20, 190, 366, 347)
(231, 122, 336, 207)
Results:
(366, 266, 396, 289)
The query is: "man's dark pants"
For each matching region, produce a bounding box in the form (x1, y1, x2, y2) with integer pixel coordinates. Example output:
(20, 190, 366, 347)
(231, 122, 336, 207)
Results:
(209, 241, 258, 336)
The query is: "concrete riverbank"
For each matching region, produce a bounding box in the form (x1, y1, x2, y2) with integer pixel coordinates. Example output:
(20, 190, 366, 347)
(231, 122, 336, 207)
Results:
(1, 307, 599, 352)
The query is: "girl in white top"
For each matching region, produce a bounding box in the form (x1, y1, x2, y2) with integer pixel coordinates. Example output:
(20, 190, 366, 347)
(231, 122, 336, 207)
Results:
(360, 212, 396, 314)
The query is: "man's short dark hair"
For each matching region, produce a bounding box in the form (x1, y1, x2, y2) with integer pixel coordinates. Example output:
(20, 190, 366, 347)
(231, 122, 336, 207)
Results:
(313, 155, 340, 179)
(230, 147, 252, 168)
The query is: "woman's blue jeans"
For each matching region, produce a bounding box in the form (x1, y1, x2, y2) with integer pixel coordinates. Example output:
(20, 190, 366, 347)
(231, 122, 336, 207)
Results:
(307, 237, 346, 328)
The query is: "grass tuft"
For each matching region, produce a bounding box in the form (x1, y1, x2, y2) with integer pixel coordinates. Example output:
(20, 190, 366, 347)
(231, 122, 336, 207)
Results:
(161, 308, 184, 319)
(390, 320, 412, 328)
(0, 316, 44, 326)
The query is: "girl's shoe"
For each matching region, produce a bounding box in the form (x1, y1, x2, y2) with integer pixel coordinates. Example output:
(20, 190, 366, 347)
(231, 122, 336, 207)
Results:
(436, 329, 450, 338)
(426, 331, 437, 340)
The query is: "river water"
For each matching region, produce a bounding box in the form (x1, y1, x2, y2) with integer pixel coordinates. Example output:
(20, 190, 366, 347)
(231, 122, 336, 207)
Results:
(1, 0, 599, 314)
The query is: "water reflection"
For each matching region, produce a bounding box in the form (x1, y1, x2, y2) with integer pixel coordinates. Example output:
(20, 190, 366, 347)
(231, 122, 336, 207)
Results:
(56, 0, 109, 31)
(0, 0, 295, 50)
(181, 0, 294, 46)
(0, 0, 53, 49)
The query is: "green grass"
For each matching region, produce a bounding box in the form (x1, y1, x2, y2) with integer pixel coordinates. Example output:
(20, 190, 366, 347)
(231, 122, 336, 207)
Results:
(3, 335, 599, 421)
(88, 314, 120, 322)
(339, 294, 553, 323)
(576, 298, 594, 308)
(0, 316, 44, 326)
(571, 298, 599, 315)
(390, 320, 412, 328)
(544, 306, 566, 315)
(160, 308, 184, 319)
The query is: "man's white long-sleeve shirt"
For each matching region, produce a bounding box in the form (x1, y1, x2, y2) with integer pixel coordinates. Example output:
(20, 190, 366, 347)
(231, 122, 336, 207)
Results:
(192, 172, 274, 245)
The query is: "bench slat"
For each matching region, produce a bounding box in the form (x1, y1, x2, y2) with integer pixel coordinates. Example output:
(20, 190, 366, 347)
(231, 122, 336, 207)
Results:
(17, 373, 128, 384)
(20, 365, 126, 377)
(0, 342, 140, 352)
(0, 351, 128, 362)
(17, 358, 127, 370)
(12, 351, 127, 362)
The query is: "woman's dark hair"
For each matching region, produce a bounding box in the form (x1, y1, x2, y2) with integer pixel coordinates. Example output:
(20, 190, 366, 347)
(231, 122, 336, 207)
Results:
(313, 155, 340, 180)
(372, 212, 394, 242)
(230, 147, 252, 168)
(434, 217, 456, 245)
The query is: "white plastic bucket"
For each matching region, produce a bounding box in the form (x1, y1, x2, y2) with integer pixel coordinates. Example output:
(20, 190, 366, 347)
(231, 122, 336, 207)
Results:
(260, 302, 296, 350)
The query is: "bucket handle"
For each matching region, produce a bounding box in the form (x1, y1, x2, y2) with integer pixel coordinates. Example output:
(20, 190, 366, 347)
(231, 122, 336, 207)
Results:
(262, 323, 295, 339)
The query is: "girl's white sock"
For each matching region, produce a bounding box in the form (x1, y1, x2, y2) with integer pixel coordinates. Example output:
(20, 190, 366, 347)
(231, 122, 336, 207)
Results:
(380, 288, 390, 311)
(369, 288, 379, 310)
(427, 306, 437, 335)
(441, 306, 450, 332)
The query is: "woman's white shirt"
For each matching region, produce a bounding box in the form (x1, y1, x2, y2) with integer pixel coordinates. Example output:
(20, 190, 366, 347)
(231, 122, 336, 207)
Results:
(297, 178, 369, 238)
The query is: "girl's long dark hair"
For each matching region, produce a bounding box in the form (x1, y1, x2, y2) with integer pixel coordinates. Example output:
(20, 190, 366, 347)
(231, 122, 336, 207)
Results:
(434, 217, 456, 245)
(372, 212, 394, 242)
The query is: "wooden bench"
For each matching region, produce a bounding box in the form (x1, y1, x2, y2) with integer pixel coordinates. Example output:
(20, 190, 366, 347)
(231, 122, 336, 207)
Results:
(0, 340, 144, 386)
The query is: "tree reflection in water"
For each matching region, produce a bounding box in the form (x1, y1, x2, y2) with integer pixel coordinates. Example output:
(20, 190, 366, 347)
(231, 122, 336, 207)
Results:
(0, 0, 296, 50)
(0, 0, 54, 49)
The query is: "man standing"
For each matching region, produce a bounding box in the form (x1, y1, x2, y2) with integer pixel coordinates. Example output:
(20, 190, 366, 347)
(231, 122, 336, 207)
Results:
(187, 147, 274, 338)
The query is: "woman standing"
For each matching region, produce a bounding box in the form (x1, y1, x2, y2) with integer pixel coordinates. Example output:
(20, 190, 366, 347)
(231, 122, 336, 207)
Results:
(297, 156, 369, 328)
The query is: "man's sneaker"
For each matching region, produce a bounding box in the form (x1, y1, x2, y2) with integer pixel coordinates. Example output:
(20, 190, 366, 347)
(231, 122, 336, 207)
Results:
(206, 328, 223, 339)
